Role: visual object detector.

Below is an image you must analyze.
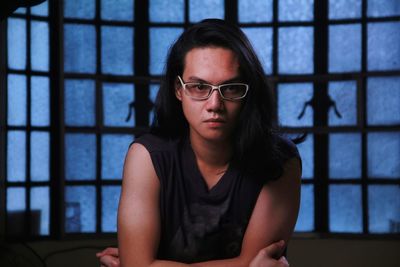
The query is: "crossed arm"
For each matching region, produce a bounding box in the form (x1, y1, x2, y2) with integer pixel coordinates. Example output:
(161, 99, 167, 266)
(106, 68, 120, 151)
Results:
(98, 143, 301, 267)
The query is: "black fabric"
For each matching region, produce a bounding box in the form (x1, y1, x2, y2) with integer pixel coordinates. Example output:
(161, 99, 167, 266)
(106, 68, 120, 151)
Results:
(134, 133, 299, 263)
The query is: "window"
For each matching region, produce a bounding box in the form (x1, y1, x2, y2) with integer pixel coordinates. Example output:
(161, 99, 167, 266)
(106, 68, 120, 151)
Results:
(1, 0, 399, 239)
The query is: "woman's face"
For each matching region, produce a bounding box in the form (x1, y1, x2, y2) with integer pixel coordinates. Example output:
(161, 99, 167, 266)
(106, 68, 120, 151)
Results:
(175, 46, 244, 144)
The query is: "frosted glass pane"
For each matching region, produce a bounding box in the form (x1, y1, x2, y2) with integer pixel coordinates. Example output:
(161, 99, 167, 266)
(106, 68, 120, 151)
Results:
(368, 22, 400, 71)
(65, 79, 96, 126)
(31, 187, 49, 235)
(101, 26, 133, 75)
(7, 131, 26, 182)
(294, 185, 314, 232)
(150, 0, 184, 22)
(64, 0, 95, 19)
(149, 85, 159, 124)
(65, 134, 97, 181)
(368, 0, 400, 17)
(31, 21, 49, 71)
(242, 27, 273, 74)
(31, 1, 48, 16)
(329, 133, 361, 179)
(65, 186, 96, 233)
(64, 24, 96, 73)
(329, 24, 361, 73)
(279, 27, 313, 74)
(30, 131, 50, 182)
(102, 186, 121, 232)
(279, 0, 313, 21)
(101, 0, 134, 21)
(367, 77, 400, 125)
(8, 74, 27, 126)
(150, 28, 184, 75)
(8, 18, 26, 70)
(103, 83, 135, 127)
(329, 185, 362, 233)
(368, 185, 400, 233)
(14, 8, 27, 14)
(368, 132, 400, 179)
(296, 134, 314, 179)
(101, 134, 133, 179)
(278, 83, 314, 127)
(7, 187, 26, 235)
(31, 76, 50, 126)
(329, 0, 361, 19)
(189, 0, 224, 22)
(7, 187, 26, 211)
(239, 0, 273, 23)
(328, 81, 357, 126)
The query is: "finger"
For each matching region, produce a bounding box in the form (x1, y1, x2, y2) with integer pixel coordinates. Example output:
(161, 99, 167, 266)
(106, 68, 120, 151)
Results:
(262, 240, 285, 258)
(279, 256, 290, 266)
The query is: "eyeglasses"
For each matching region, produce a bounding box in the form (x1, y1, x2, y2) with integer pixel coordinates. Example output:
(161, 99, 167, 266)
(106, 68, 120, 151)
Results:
(177, 76, 249, 101)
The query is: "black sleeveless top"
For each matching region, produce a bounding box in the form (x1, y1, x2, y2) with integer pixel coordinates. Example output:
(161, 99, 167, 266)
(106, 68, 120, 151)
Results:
(134, 133, 299, 263)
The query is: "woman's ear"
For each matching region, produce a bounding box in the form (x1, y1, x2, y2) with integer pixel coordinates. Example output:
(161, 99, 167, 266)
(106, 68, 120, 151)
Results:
(175, 79, 183, 101)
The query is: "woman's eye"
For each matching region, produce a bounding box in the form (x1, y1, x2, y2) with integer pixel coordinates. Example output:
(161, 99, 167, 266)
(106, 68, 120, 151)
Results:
(196, 84, 208, 90)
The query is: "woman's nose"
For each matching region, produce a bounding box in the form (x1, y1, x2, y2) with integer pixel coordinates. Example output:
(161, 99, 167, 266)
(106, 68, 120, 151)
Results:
(206, 89, 224, 111)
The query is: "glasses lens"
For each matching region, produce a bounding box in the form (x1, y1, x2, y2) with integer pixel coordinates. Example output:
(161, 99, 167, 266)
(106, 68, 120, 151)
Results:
(185, 83, 212, 99)
(220, 84, 247, 99)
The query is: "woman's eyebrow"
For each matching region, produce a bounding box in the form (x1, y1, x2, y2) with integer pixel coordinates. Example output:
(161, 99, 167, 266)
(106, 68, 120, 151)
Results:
(186, 76, 243, 84)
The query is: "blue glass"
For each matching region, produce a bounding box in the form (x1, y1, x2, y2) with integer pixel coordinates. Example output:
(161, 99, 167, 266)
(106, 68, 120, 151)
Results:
(30, 131, 50, 182)
(242, 27, 273, 74)
(329, 133, 361, 179)
(65, 133, 97, 181)
(368, 132, 400, 179)
(64, 0, 95, 19)
(328, 81, 357, 126)
(367, 77, 400, 125)
(294, 185, 314, 232)
(14, 7, 27, 14)
(64, 24, 96, 74)
(31, 187, 49, 235)
(329, 24, 361, 73)
(150, 0, 184, 22)
(329, 185, 362, 233)
(102, 186, 121, 232)
(7, 187, 26, 211)
(101, 0, 134, 21)
(150, 27, 184, 75)
(189, 0, 224, 22)
(368, 0, 400, 17)
(278, 27, 314, 74)
(239, 0, 273, 23)
(149, 85, 159, 124)
(8, 18, 26, 70)
(65, 186, 96, 233)
(31, 1, 49, 16)
(101, 26, 134, 75)
(101, 134, 134, 179)
(7, 131, 26, 182)
(8, 74, 27, 126)
(31, 76, 50, 126)
(103, 83, 135, 127)
(279, 0, 314, 21)
(295, 134, 314, 179)
(31, 21, 49, 71)
(278, 83, 314, 127)
(368, 22, 400, 71)
(368, 185, 400, 233)
(329, 0, 361, 19)
(65, 79, 96, 126)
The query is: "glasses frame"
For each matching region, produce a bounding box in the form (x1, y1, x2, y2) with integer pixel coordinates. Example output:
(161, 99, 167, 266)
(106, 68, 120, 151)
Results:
(177, 76, 249, 101)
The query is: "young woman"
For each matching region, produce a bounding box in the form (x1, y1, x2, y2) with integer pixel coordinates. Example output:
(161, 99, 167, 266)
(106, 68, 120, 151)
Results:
(97, 19, 301, 267)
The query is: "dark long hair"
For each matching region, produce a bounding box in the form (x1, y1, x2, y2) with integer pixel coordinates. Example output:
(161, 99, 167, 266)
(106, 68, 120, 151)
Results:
(152, 19, 289, 179)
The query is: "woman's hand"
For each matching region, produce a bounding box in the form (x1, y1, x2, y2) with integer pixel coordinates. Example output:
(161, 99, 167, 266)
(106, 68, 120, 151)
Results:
(96, 247, 120, 267)
(249, 240, 290, 267)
